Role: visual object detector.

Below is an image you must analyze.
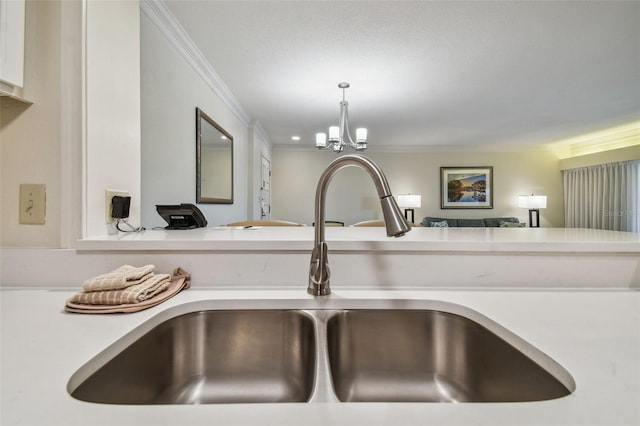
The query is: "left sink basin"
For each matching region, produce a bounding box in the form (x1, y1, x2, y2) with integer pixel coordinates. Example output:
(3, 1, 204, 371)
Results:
(69, 310, 316, 404)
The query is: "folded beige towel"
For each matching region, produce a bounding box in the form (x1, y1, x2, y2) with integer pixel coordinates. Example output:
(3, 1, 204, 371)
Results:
(72, 273, 171, 305)
(81, 264, 156, 292)
(65, 268, 191, 314)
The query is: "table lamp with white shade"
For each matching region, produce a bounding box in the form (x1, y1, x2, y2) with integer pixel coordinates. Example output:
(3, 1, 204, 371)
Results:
(397, 194, 421, 224)
(518, 194, 547, 227)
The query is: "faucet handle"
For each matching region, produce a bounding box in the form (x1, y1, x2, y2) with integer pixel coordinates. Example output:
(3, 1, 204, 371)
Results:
(308, 242, 331, 296)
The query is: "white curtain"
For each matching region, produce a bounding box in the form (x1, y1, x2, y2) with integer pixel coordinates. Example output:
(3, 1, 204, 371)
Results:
(563, 160, 639, 232)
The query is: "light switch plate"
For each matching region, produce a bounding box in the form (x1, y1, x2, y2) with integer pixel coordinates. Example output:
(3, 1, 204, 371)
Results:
(19, 184, 46, 225)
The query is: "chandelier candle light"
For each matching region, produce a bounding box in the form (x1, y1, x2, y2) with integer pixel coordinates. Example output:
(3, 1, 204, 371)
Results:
(316, 82, 368, 153)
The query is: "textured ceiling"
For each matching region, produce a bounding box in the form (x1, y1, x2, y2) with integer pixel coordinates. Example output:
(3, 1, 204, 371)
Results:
(164, 0, 640, 151)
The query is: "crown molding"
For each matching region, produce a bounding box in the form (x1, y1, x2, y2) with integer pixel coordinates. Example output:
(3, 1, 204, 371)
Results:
(548, 121, 640, 159)
(140, 0, 250, 127)
(250, 121, 273, 149)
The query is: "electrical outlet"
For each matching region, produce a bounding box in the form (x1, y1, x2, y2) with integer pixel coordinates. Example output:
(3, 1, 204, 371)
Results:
(105, 189, 129, 223)
(19, 184, 46, 225)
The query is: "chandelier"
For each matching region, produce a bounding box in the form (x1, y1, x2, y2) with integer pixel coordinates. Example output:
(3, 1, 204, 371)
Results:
(315, 82, 368, 153)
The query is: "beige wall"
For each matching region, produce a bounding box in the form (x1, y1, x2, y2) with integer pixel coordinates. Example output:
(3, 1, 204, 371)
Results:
(271, 149, 564, 227)
(1, 0, 63, 247)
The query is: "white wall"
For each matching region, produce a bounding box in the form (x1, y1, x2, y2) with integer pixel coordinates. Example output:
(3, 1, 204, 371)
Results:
(271, 149, 564, 227)
(140, 8, 249, 228)
(85, 0, 141, 236)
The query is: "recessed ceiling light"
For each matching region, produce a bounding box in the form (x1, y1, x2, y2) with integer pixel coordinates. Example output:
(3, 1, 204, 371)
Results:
(291, 136, 301, 141)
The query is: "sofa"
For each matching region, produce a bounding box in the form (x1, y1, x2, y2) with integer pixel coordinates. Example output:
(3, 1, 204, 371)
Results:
(420, 216, 525, 227)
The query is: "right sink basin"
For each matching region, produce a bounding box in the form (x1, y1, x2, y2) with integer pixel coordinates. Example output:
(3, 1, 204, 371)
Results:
(327, 309, 573, 402)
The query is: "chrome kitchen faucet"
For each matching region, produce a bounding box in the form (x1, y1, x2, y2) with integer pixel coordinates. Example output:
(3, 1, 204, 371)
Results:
(308, 154, 411, 296)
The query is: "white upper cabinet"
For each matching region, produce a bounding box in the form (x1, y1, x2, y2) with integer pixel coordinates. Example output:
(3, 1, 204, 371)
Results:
(0, 0, 26, 89)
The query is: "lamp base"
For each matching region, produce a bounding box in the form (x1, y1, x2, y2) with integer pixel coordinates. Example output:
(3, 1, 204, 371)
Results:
(528, 209, 541, 228)
(404, 208, 415, 224)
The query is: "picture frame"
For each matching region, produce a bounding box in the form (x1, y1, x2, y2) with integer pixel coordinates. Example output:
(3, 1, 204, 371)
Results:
(440, 166, 493, 209)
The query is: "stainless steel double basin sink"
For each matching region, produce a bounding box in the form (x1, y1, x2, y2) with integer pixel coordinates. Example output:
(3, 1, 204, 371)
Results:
(68, 299, 575, 404)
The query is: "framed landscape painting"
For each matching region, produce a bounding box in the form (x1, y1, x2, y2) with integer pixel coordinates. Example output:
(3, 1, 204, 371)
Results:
(441, 166, 493, 209)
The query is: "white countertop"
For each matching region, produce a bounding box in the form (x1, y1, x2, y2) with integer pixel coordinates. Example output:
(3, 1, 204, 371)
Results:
(1, 287, 638, 426)
(76, 227, 640, 252)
